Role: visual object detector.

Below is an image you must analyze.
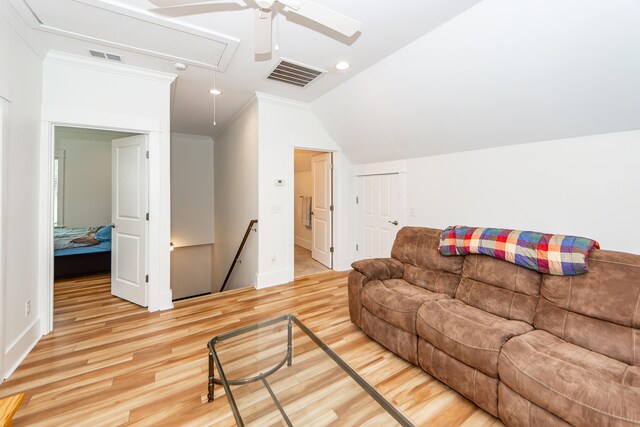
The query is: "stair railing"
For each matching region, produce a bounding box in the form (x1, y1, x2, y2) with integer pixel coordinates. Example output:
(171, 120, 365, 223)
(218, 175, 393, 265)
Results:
(219, 220, 258, 292)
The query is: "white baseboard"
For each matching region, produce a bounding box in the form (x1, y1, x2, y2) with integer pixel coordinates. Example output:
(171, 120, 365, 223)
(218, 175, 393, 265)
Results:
(4, 318, 41, 379)
(294, 236, 311, 251)
(149, 290, 173, 312)
(256, 269, 293, 289)
(333, 256, 354, 272)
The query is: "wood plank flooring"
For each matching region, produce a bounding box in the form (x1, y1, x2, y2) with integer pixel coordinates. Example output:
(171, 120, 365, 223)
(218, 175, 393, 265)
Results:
(0, 272, 503, 426)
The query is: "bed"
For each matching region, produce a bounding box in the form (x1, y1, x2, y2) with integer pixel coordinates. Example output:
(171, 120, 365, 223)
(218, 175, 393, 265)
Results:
(54, 226, 111, 279)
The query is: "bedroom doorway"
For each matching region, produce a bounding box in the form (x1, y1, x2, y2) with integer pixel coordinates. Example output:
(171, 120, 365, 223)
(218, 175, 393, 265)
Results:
(52, 127, 147, 306)
(293, 149, 332, 278)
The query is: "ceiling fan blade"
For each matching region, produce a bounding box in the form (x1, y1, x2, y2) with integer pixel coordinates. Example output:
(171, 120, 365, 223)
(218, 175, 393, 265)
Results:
(254, 9, 273, 55)
(276, 0, 300, 10)
(148, 0, 228, 8)
(289, 0, 361, 37)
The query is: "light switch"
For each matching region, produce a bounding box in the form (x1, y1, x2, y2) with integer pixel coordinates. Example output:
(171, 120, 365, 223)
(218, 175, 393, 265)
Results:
(271, 205, 282, 214)
(275, 179, 284, 186)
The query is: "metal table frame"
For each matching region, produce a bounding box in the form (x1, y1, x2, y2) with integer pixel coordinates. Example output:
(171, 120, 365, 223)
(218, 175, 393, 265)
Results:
(207, 314, 413, 427)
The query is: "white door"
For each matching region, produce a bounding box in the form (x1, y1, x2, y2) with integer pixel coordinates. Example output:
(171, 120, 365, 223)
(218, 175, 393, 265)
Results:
(0, 99, 6, 377)
(357, 174, 402, 260)
(111, 135, 148, 306)
(311, 152, 332, 268)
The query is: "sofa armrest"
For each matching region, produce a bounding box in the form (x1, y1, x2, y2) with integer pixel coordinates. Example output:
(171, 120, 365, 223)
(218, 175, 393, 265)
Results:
(348, 258, 404, 327)
(351, 258, 404, 281)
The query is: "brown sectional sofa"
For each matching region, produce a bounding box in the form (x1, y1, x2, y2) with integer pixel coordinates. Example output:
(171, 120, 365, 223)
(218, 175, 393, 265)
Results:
(348, 226, 640, 426)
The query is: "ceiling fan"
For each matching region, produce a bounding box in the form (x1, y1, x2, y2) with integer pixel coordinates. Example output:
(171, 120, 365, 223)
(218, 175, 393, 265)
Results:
(149, 0, 362, 55)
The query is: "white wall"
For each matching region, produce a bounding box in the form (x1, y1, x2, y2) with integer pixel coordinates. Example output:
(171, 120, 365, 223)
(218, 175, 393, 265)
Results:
(0, 2, 45, 379)
(41, 52, 175, 320)
(213, 100, 259, 292)
(170, 132, 214, 298)
(293, 170, 312, 250)
(170, 133, 214, 247)
(312, 0, 640, 164)
(171, 245, 212, 299)
(54, 129, 122, 228)
(354, 130, 640, 255)
(256, 93, 351, 288)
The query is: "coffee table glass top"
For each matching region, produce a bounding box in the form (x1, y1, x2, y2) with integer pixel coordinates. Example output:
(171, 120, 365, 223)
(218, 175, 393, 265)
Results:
(207, 314, 413, 427)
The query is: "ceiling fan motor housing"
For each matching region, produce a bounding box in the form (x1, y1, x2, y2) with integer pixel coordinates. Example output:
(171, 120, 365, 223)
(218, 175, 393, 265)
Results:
(256, 0, 275, 9)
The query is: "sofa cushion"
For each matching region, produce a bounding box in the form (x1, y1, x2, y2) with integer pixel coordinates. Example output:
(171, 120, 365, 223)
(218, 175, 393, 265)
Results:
(361, 279, 449, 334)
(457, 254, 542, 324)
(351, 257, 404, 281)
(416, 299, 532, 377)
(361, 308, 418, 365)
(535, 248, 640, 365)
(403, 264, 461, 297)
(418, 338, 499, 417)
(392, 226, 464, 268)
(499, 329, 640, 427)
(498, 382, 573, 427)
(391, 227, 464, 295)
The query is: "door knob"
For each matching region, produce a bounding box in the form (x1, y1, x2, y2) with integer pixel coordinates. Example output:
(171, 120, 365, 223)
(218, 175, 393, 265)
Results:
(388, 220, 399, 226)
(110, 223, 116, 228)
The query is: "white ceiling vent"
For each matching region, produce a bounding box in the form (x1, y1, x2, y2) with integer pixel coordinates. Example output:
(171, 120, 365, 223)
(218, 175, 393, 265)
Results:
(89, 50, 122, 62)
(266, 59, 325, 88)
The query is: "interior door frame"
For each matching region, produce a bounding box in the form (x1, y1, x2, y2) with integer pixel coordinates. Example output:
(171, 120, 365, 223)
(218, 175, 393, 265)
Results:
(291, 147, 335, 274)
(0, 97, 7, 380)
(39, 109, 172, 335)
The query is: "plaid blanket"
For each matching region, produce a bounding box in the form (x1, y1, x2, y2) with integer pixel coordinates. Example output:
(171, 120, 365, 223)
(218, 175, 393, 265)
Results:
(438, 226, 600, 275)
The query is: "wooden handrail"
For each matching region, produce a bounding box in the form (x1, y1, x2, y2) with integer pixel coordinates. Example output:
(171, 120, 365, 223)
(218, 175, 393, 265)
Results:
(220, 220, 258, 293)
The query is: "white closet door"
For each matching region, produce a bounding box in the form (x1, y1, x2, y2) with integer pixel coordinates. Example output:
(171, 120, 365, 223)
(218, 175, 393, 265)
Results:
(358, 174, 401, 259)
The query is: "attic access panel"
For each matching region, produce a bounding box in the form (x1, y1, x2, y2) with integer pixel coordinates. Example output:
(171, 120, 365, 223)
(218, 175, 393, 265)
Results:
(20, 0, 239, 71)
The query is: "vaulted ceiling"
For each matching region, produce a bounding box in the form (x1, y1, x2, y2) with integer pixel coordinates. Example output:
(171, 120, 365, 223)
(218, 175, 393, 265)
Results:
(312, 0, 640, 163)
(11, 0, 639, 164)
(12, 0, 482, 136)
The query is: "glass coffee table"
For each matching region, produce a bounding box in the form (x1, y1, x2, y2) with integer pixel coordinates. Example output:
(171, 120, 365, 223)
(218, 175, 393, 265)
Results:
(207, 314, 414, 426)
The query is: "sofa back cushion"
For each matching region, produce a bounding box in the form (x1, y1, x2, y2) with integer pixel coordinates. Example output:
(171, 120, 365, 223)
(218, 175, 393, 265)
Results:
(457, 255, 542, 324)
(392, 227, 464, 297)
(534, 249, 640, 365)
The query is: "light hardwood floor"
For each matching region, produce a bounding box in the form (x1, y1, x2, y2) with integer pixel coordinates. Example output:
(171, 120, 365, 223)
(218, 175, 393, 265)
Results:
(294, 245, 331, 278)
(0, 272, 503, 426)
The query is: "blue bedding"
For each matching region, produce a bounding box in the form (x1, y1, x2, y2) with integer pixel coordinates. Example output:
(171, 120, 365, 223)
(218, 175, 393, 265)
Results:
(55, 241, 111, 256)
(54, 226, 112, 257)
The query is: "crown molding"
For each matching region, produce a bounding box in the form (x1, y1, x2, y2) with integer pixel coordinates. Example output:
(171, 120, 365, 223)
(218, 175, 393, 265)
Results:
(44, 51, 177, 84)
(170, 132, 214, 143)
(1, 0, 48, 58)
(255, 92, 311, 111)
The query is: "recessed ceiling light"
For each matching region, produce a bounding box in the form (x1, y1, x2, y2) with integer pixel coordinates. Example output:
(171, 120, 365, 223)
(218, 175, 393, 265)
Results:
(336, 61, 350, 70)
(209, 89, 222, 95)
(174, 62, 187, 71)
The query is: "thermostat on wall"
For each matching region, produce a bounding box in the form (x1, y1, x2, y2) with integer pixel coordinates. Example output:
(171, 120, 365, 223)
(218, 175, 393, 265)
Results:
(275, 179, 284, 186)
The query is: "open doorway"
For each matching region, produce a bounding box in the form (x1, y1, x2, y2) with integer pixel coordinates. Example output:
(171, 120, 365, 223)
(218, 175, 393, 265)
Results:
(293, 149, 333, 278)
(52, 126, 148, 308)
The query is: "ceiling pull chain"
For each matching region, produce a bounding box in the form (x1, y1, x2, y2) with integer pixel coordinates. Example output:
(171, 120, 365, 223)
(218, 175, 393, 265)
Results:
(274, 5, 280, 52)
(213, 53, 217, 126)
